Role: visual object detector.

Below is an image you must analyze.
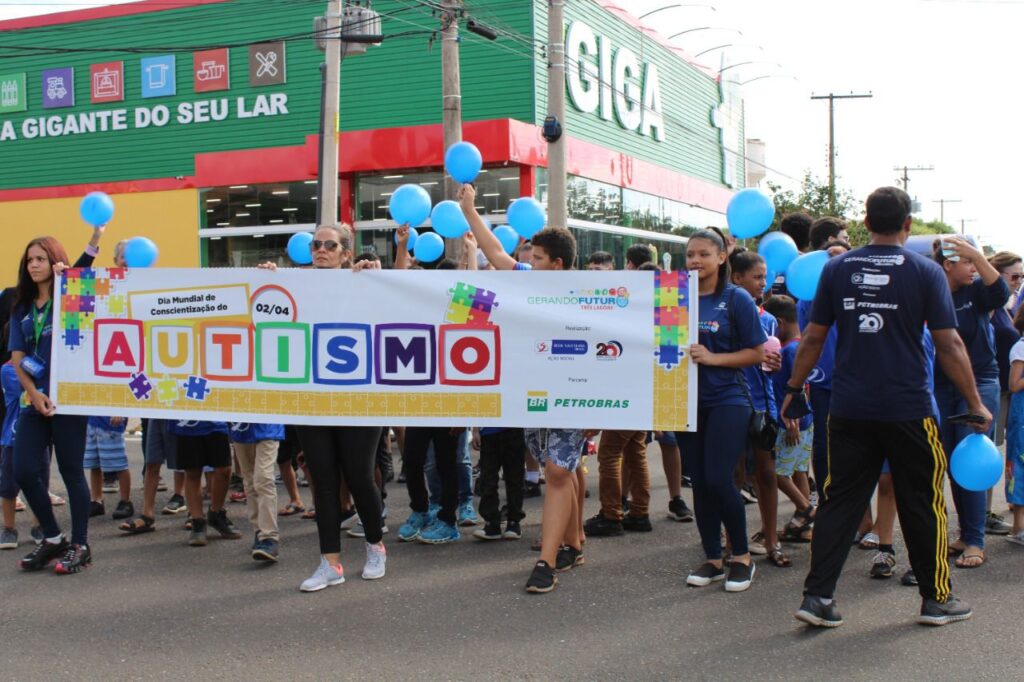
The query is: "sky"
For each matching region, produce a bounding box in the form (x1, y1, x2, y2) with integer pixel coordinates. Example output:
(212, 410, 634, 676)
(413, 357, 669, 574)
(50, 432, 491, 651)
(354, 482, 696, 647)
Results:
(3, 0, 1022, 252)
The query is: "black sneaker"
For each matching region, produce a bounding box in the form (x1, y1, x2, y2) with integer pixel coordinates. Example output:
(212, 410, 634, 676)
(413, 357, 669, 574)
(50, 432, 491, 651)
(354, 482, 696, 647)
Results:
(870, 550, 896, 579)
(621, 496, 630, 515)
(725, 561, 755, 592)
(111, 500, 134, 520)
(89, 501, 106, 518)
(555, 545, 585, 572)
(740, 485, 758, 504)
(795, 595, 844, 628)
(667, 497, 694, 522)
(918, 596, 972, 626)
(18, 536, 68, 571)
(188, 518, 208, 546)
(54, 543, 92, 574)
(208, 509, 242, 539)
(473, 522, 503, 541)
(524, 481, 542, 498)
(583, 512, 624, 537)
(901, 569, 918, 587)
(622, 515, 653, 532)
(503, 521, 522, 540)
(686, 562, 725, 587)
(161, 494, 186, 515)
(525, 560, 557, 594)
(252, 538, 280, 562)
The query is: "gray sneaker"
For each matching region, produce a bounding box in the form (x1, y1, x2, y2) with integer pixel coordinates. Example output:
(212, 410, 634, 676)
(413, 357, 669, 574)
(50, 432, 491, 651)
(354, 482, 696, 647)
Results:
(0, 527, 17, 550)
(985, 512, 1012, 535)
(918, 596, 972, 626)
(1006, 530, 1024, 546)
(300, 557, 345, 592)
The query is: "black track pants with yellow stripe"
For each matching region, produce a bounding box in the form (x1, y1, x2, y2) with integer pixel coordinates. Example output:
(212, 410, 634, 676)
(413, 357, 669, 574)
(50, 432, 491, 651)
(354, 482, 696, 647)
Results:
(804, 415, 951, 603)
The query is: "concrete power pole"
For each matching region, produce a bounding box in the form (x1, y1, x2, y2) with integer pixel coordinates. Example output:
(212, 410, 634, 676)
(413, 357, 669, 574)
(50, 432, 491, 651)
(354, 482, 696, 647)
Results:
(317, 0, 342, 227)
(441, 0, 463, 260)
(546, 0, 567, 230)
(810, 91, 871, 215)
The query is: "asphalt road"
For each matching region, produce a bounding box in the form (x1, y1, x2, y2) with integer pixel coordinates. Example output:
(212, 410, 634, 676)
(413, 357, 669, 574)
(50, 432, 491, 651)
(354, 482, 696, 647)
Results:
(1, 435, 1018, 681)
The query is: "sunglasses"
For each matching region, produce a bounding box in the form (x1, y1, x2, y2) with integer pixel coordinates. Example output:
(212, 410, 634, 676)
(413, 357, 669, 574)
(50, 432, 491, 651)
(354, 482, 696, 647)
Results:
(311, 240, 340, 252)
(1007, 273, 1024, 282)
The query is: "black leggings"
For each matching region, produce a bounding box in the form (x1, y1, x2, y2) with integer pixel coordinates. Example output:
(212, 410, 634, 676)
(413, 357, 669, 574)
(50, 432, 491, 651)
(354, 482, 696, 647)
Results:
(297, 426, 383, 552)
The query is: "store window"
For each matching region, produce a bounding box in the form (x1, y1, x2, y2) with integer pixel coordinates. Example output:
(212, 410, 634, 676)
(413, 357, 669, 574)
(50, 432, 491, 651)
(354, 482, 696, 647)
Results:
(203, 233, 292, 268)
(201, 181, 321, 228)
(356, 167, 520, 221)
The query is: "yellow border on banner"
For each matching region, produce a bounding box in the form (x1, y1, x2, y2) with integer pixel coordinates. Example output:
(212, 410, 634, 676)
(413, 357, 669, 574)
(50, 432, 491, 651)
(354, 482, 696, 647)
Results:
(652, 365, 688, 432)
(60, 383, 501, 418)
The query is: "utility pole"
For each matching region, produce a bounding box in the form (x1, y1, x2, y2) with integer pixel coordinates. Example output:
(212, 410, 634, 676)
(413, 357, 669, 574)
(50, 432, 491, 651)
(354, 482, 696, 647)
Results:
(932, 198, 961, 225)
(546, 0, 567, 230)
(893, 164, 933, 195)
(810, 92, 872, 215)
(441, 0, 463, 261)
(960, 218, 976, 236)
(317, 0, 343, 227)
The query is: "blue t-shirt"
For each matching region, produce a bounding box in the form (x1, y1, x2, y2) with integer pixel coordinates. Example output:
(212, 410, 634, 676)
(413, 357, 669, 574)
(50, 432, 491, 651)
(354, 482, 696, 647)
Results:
(934, 277, 1010, 387)
(695, 284, 768, 409)
(741, 309, 778, 418)
(168, 420, 228, 437)
(809, 245, 957, 421)
(1, 363, 21, 447)
(798, 298, 837, 391)
(7, 300, 53, 409)
(772, 338, 812, 430)
(228, 422, 285, 443)
(88, 416, 127, 433)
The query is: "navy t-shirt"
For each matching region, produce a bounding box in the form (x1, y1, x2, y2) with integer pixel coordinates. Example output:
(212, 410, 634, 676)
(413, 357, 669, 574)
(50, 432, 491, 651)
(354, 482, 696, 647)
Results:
(992, 306, 1020, 391)
(695, 284, 767, 409)
(934, 277, 1010, 387)
(7, 300, 53, 411)
(798, 298, 836, 391)
(809, 245, 957, 421)
(741, 308, 778, 418)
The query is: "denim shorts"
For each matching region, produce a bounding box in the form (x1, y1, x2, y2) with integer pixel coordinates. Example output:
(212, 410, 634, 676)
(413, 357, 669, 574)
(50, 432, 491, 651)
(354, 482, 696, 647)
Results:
(1007, 451, 1024, 507)
(83, 424, 128, 472)
(525, 428, 585, 472)
(775, 426, 812, 478)
(144, 419, 179, 470)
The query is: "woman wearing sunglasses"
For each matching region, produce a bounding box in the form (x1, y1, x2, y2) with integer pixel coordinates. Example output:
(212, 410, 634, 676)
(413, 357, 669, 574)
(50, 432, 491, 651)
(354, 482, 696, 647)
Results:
(260, 224, 387, 591)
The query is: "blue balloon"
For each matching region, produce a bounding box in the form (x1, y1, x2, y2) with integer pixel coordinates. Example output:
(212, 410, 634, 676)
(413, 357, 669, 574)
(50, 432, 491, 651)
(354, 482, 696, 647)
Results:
(431, 200, 469, 238)
(493, 225, 519, 255)
(507, 197, 546, 239)
(124, 237, 158, 268)
(413, 231, 445, 263)
(758, 232, 799, 274)
(388, 184, 432, 227)
(287, 232, 313, 265)
(785, 250, 830, 300)
(444, 141, 483, 183)
(80, 191, 114, 226)
(726, 188, 775, 239)
(394, 227, 418, 251)
(950, 434, 1002, 492)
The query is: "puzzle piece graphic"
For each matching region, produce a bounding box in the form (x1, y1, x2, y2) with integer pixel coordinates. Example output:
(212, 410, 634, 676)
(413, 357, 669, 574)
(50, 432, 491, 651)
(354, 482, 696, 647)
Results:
(183, 375, 211, 402)
(655, 307, 683, 327)
(465, 307, 494, 327)
(655, 326, 680, 347)
(63, 295, 81, 313)
(156, 375, 180, 404)
(444, 302, 471, 325)
(94, 279, 110, 296)
(656, 345, 683, 369)
(128, 373, 153, 401)
(107, 295, 126, 316)
(450, 282, 477, 308)
(471, 288, 497, 308)
(79, 278, 96, 296)
(62, 312, 80, 331)
(79, 313, 95, 331)
(655, 287, 679, 308)
(65, 268, 83, 279)
(62, 328, 81, 349)
(66, 279, 82, 296)
(78, 296, 95, 314)
(108, 268, 126, 280)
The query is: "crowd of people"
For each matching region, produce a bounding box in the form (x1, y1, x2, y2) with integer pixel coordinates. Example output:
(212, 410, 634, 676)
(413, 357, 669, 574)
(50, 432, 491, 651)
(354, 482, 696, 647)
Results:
(0, 184, 1017, 628)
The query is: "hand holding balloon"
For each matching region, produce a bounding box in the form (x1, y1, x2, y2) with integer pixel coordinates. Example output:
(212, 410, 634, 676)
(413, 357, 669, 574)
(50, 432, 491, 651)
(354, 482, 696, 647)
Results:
(80, 192, 115, 227)
(444, 142, 483, 184)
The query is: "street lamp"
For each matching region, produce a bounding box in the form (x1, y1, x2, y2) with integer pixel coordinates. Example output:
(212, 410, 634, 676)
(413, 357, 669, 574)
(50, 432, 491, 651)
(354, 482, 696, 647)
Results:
(638, 4, 716, 19)
(693, 42, 763, 58)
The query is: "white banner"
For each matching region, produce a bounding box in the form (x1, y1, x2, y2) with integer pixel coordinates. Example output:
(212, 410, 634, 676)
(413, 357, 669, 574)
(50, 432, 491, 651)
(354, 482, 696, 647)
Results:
(51, 267, 697, 430)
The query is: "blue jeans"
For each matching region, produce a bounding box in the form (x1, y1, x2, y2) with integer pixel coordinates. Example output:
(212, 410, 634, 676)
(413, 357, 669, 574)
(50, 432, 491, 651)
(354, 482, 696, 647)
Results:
(809, 385, 831, 498)
(426, 428, 472, 506)
(935, 376, 1000, 549)
(14, 412, 90, 545)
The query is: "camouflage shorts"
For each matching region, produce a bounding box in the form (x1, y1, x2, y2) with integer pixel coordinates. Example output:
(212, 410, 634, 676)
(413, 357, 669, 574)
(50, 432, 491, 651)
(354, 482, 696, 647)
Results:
(524, 428, 585, 472)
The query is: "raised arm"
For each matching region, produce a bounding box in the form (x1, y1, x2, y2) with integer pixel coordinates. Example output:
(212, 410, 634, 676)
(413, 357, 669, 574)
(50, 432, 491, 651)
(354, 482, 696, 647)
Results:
(458, 184, 517, 271)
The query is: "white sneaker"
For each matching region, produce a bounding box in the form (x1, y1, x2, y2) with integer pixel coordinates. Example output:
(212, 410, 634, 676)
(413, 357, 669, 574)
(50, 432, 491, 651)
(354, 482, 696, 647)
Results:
(1006, 530, 1024, 546)
(347, 520, 389, 538)
(362, 542, 387, 580)
(299, 557, 345, 592)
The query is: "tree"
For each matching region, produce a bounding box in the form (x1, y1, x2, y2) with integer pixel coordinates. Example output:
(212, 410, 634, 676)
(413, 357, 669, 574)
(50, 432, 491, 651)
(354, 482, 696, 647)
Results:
(766, 171, 857, 230)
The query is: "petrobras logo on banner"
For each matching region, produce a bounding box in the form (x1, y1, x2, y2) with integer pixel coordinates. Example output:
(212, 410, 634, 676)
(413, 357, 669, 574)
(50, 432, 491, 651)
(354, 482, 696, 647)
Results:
(527, 287, 630, 312)
(527, 391, 549, 412)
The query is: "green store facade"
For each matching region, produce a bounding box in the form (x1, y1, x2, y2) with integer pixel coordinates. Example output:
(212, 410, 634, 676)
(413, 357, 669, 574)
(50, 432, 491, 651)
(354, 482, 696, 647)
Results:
(0, 0, 744, 277)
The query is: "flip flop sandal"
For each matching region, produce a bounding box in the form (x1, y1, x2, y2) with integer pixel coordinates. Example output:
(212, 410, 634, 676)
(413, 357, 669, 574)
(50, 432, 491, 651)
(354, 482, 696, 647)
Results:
(119, 515, 155, 534)
(955, 551, 985, 568)
(301, 508, 317, 520)
(278, 502, 306, 517)
(948, 545, 965, 558)
(858, 532, 880, 550)
(779, 525, 811, 543)
(767, 546, 791, 567)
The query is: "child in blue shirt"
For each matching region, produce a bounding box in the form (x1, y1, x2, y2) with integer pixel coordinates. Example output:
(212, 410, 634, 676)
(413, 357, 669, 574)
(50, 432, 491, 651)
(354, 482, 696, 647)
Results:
(228, 422, 285, 561)
(168, 420, 240, 546)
